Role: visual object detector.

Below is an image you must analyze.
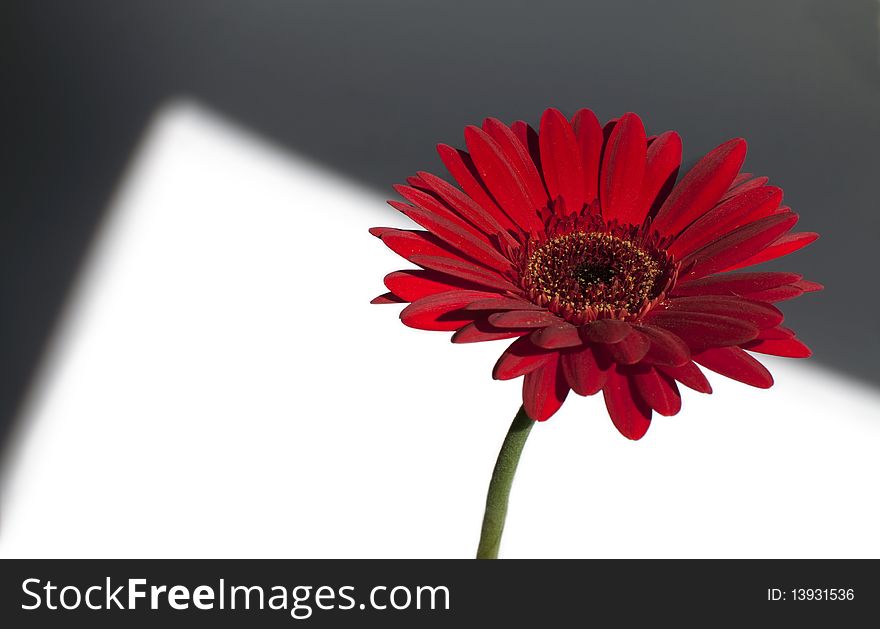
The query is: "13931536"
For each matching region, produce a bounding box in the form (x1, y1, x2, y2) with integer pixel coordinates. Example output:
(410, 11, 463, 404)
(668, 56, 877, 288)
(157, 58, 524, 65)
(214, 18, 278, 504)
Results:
(768, 588, 854, 601)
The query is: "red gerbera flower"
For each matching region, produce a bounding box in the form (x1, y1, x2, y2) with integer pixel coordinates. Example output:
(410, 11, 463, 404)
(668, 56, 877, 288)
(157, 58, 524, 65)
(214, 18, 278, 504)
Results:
(371, 108, 821, 440)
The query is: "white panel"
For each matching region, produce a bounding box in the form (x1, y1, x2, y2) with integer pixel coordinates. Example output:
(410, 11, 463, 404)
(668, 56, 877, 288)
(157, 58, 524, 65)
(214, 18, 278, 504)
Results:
(2, 101, 877, 558)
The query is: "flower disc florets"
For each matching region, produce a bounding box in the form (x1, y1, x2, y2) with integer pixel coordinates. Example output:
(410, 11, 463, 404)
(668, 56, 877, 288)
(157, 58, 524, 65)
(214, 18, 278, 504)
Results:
(523, 229, 674, 321)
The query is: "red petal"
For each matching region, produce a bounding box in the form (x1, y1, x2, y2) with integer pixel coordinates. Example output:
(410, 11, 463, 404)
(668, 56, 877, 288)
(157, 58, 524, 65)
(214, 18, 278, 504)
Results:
(377, 228, 463, 262)
(560, 345, 608, 396)
(464, 297, 543, 312)
(384, 269, 484, 301)
(652, 138, 747, 236)
(757, 326, 795, 340)
(662, 296, 783, 329)
(394, 202, 512, 272)
(371, 292, 405, 304)
(632, 367, 681, 416)
(669, 185, 783, 258)
(795, 279, 823, 293)
(680, 212, 799, 280)
(482, 118, 549, 210)
(405, 174, 432, 191)
(741, 284, 802, 303)
(603, 118, 619, 140)
(644, 311, 759, 348)
(599, 112, 647, 225)
(673, 272, 802, 297)
(636, 324, 691, 367)
(657, 362, 713, 393)
(633, 131, 682, 224)
(394, 184, 490, 244)
(493, 336, 555, 380)
(694, 346, 773, 388)
(722, 232, 819, 271)
(604, 329, 651, 364)
(369, 226, 396, 238)
(742, 279, 822, 303)
(583, 319, 633, 344)
(720, 175, 769, 202)
(530, 323, 583, 349)
(410, 254, 516, 293)
(727, 172, 755, 189)
(539, 108, 586, 214)
(415, 170, 516, 247)
(464, 125, 541, 231)
(603, 367, 652, 440)
(510, 121, 543, 183)
(436, 144, 518, 233)
(451, 320, 530, 344)
(522, 356, 569, 421)
(488, 310, 562, 329)
(571, 108, 603, 204)
(400, 290, 495, 331)
(742, 337, 812, 358)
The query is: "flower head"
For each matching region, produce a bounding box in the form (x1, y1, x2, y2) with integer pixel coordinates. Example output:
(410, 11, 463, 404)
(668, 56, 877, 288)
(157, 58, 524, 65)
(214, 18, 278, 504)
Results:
(372, 108, 821, 439)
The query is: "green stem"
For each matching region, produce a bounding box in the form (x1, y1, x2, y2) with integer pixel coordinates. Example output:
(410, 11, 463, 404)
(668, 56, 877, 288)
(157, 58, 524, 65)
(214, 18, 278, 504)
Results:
(476, 405, 534, 559)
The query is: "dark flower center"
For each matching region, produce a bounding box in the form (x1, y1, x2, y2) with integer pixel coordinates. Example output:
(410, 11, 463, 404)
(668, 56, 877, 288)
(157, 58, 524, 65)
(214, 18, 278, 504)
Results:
(523, 231, 666, 319)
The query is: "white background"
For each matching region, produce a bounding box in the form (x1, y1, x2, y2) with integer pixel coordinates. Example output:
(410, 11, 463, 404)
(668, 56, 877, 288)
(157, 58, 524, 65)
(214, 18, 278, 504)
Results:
(2, 102, 878, 558)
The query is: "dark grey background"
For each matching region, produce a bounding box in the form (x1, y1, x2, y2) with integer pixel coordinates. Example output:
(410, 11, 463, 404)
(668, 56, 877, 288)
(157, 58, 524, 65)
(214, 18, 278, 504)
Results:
(1, 0, 878, 471)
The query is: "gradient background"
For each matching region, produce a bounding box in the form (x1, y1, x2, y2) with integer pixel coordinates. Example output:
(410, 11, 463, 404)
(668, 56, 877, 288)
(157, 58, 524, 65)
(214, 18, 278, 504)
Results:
(1, 1, 879, 557)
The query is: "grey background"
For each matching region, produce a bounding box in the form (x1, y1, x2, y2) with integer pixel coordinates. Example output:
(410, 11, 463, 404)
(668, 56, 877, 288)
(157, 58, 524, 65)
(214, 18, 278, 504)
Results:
(1, 0, 878, 470)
